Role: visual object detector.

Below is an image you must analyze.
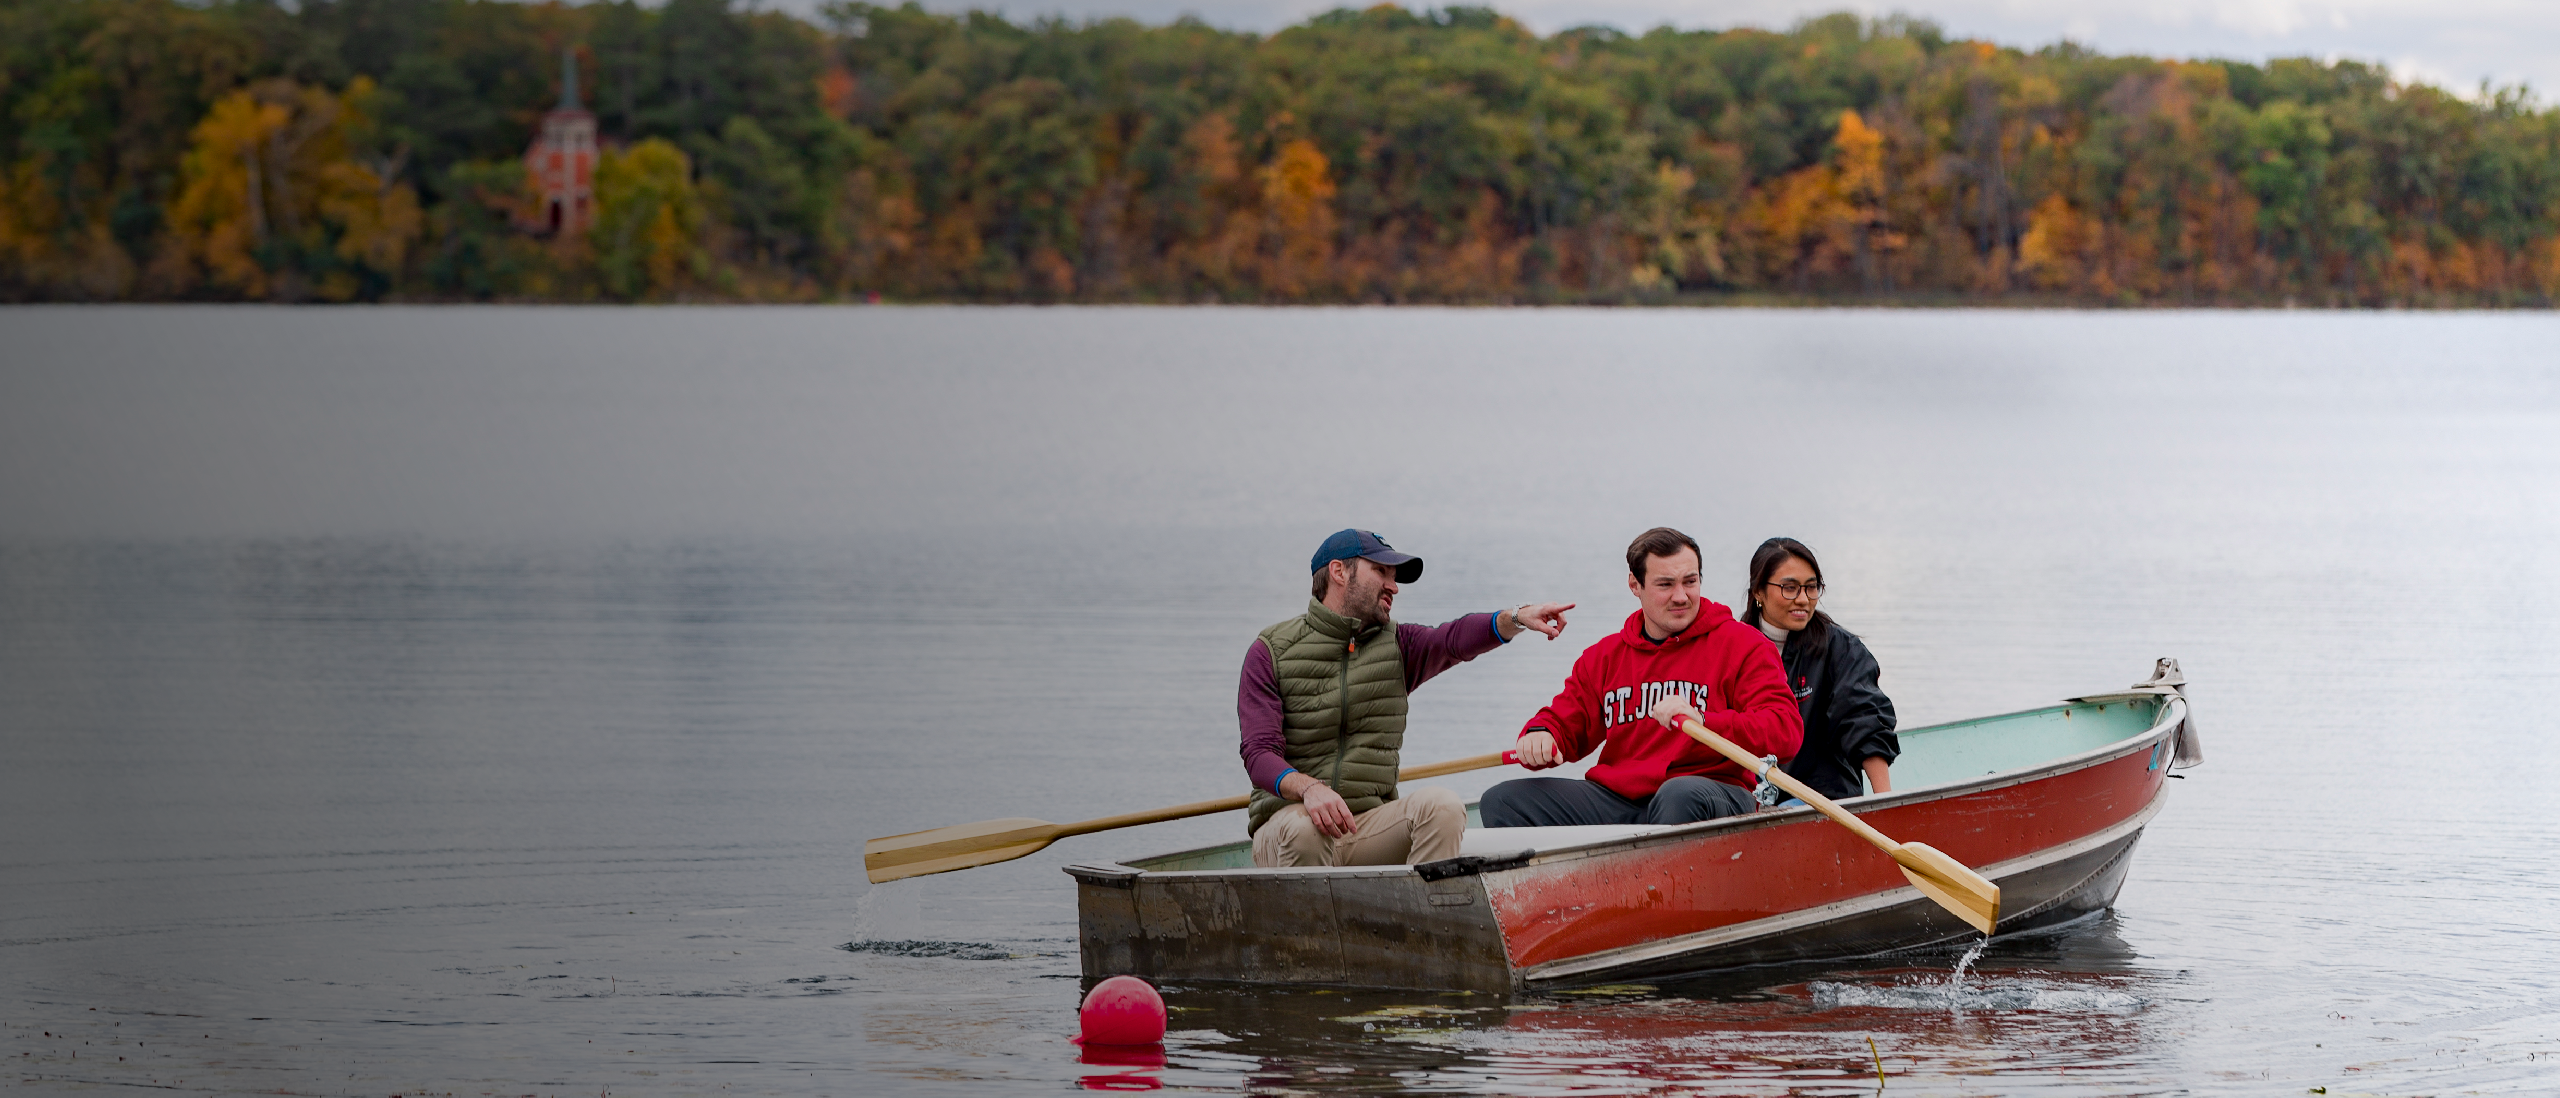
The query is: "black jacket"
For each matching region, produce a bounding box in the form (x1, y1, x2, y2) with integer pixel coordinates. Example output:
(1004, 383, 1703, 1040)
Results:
(1774, 621, 1898, 801)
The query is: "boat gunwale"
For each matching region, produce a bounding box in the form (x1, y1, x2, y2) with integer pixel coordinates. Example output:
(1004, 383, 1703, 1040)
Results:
(1483, 694, 2184, 876)
(1082, 693, 2186, 884)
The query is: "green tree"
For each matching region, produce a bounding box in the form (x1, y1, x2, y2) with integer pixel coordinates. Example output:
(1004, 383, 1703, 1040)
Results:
(2239, 99, 2331, 278)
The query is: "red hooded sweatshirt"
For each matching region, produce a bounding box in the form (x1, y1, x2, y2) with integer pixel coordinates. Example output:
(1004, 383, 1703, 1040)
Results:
(1518, 601, 1803, 800)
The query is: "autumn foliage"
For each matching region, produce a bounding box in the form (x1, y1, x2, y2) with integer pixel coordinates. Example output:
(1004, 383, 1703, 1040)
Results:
(156, 78, 422, 299)
(4, 0, 2560, 304)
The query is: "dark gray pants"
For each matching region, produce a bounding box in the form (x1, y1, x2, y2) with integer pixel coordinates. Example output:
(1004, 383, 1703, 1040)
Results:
(1478, 775, 1756, 828)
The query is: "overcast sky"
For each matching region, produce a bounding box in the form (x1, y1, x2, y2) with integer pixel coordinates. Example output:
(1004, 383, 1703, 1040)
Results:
(851, 0, 2560, 100)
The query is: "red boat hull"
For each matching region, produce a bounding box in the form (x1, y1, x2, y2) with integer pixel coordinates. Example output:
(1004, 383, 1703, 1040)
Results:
(1492, 730, 2171, 982)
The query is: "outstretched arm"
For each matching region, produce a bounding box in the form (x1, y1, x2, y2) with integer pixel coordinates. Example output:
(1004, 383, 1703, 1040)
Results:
(1399, 600, 1575, 692)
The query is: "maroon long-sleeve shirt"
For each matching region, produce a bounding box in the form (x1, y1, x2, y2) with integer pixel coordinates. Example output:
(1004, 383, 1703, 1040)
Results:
(1237, 612, 1505, 794)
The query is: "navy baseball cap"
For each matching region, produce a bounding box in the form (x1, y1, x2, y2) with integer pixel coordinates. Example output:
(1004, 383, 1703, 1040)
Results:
(1311, 529, 1423, 584)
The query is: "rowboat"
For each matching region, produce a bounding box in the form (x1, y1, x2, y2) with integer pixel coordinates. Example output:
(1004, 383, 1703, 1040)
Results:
(1065, 659, 2200, 992)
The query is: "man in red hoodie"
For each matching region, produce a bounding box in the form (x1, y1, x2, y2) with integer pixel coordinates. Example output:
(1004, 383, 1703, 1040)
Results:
(1481, 527, 1804, 828)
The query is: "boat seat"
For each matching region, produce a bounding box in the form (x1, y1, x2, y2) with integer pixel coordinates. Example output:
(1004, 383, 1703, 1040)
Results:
(1457, 824, 1670, 857)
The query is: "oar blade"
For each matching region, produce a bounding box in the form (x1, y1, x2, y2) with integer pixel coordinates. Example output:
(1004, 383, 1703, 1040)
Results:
(1894, 842, 2001, 936)
(864, 817, 1064, 884)
(867, 837, 1057, 883)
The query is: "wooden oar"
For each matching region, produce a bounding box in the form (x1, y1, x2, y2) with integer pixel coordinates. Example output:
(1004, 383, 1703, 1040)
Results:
(1674, 717, 2002, 936)
(863, 750, 1520, 884)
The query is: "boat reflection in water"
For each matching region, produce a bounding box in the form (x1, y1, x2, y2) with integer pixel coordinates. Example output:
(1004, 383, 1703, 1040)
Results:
(1135, 914, 2168, 1094)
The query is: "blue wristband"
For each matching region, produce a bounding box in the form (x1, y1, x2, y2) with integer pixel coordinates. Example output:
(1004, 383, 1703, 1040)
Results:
(1493, 608, 1512, 644)
(1272, 767, 1298, 795)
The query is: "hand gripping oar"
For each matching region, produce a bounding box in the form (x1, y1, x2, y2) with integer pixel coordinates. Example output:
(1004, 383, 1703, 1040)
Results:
(1673, 718, 2002, 936)
(863, 751, 1521, 884)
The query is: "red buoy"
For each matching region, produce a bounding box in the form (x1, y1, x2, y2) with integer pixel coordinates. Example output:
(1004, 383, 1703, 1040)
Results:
(1076, 975, 1166, 1046)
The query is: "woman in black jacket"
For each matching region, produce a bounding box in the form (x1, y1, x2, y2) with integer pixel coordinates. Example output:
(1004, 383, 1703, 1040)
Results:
(1740, 537, 1898, 801)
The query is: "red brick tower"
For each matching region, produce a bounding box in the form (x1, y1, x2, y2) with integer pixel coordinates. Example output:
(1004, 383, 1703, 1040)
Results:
(525, 46, 596, 235)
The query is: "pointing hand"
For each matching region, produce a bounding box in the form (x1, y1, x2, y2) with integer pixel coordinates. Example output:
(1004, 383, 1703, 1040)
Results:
(1508, 601, 1574, 640)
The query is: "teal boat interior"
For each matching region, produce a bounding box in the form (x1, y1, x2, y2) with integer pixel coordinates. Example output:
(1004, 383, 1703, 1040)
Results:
(1121, 694, 2176, 874)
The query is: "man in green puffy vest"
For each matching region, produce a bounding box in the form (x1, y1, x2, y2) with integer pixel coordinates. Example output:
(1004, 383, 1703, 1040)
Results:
(1240, 528, 1575, 868)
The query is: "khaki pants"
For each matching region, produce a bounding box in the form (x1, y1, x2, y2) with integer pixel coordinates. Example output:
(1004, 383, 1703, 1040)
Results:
(1251, 786, 1466, 868)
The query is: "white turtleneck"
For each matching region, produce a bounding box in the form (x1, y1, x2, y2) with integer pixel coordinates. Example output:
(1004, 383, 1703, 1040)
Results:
(1757, 618, 1792, 645)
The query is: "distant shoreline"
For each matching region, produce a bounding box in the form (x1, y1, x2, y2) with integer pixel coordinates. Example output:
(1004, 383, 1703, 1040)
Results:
(6, 3, 2555, 308)
(13, 295, 2553, 310)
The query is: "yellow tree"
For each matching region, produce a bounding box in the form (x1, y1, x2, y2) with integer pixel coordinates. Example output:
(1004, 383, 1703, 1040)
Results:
(162, 89, 288, 295)
(159, 78, 420, 299)
(1258, 137, 1336, 299)
(591, 138, 707, 300)
(2017, 194, 2098, 291)
(1832, 109, 1898, 289)
(1749, 157, 1843, 288)
(321, 157, 423, 283)
(1738, 109, 1911, 291)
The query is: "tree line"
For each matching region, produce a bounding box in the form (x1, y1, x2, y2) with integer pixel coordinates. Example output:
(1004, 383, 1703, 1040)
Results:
(5, 0, 2558, 304)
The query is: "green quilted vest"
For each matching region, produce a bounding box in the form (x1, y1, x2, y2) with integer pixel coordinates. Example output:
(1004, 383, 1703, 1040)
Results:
(1245, 599, 1409, 836)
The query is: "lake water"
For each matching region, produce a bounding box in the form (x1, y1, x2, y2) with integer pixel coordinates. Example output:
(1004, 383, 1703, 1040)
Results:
(5, 306, 2559, 1095)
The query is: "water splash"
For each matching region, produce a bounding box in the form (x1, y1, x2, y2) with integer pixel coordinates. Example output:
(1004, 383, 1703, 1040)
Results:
(849, 882, 926, 942)
(1806, 977, 2146, 1014)
(1949, 939, 1987, 997)
(1799, 933, 2149, 1014)
(1943, 938, 1988, 1019)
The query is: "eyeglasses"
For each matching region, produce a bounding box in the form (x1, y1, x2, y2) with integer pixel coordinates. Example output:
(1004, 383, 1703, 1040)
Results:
(1765, 579, 1826, 600)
